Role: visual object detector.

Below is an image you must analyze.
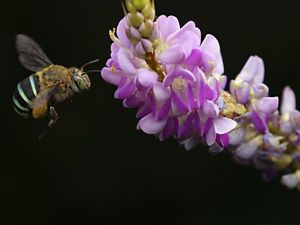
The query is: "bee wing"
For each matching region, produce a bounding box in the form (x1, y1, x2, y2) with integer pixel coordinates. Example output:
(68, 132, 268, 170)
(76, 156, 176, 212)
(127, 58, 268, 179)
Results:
(16, 34, 53, 72)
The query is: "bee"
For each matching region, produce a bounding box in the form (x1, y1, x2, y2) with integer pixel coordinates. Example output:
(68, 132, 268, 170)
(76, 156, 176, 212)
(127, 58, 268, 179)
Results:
(13, 34, 99, 136)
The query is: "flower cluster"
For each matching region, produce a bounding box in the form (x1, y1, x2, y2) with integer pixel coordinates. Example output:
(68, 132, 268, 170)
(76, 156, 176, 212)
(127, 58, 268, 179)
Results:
(101, 0, 300, 190)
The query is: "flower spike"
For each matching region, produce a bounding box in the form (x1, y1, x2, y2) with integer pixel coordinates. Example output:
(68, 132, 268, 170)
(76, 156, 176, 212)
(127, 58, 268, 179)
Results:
(101, 0, 300, 191)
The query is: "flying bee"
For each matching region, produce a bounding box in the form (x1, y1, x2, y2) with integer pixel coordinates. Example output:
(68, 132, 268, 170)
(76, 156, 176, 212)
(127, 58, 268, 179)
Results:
(13, 34, 100, 135)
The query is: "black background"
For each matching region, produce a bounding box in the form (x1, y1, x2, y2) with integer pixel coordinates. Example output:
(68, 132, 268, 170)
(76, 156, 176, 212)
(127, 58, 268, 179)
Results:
(1, 0, 300, 224)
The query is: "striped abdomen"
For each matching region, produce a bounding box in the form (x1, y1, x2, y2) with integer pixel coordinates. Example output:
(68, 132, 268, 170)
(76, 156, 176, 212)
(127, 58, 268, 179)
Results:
(13, 74, 40, 118)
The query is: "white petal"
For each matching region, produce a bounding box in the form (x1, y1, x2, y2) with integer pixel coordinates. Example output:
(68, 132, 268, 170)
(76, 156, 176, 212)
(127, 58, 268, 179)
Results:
(281, 86, 296, 115)
(214, 117, 237, 135)
(137, 114, 167, 134)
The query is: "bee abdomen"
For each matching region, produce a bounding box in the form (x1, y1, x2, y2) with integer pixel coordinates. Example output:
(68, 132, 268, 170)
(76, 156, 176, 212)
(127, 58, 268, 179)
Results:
(13, 74, 40, 118)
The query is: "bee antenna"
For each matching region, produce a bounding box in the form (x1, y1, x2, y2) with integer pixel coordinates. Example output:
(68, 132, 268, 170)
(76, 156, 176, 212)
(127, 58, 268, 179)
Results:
(85, 70, 101, 74)
(81, 59, 100, 70)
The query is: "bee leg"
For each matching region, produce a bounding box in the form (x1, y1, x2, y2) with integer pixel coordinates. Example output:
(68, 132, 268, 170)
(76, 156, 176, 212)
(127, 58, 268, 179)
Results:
(48, 107, 59, 128)
(38, 107, 59, 140)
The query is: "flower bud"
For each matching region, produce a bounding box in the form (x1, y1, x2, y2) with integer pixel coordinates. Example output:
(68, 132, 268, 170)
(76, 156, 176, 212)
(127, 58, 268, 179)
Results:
(133, 0, 148, 11)
(281, 170, 300, 189)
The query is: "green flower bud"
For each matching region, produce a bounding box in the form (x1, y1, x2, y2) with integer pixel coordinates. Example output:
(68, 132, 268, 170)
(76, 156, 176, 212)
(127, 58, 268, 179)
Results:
(130, 12, 144, 28)
(133, 0, 148, 11)
(274, 154, 292, 170)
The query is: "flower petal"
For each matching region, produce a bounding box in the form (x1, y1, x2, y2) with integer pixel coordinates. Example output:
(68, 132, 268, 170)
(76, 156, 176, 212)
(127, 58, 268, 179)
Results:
(101, 67, 123, 86)
(172, 90, 190, 114)
(281, 173, 299, 189)
(123, 96, 140, 108)
(203, 100, 219, 118)
(158, 45, 186, 64)
(200, 34, 224, 74)
(156, 15, 180, 40)
(157, 99, 171, 120)
(230, 80, 250, 104)
(254, 97, 279, 114)
(114, 78, 136, 99)
(136, 69, 158, 88)
(281, 86, 296, 115)
(117, 49, 137, 75)
(216, 134, 230, 148)
(235, 137, 262, 160)
(214, 117, 237, 135)
(251, 83, 269, 99)
(179, 113, 194, 139)
(251, 111, 268, 133)
(228, 126, 246, 146)
(116, 18, 131, 48)
(206, 126, 216, 146)
(159, 117, 178, 141)
(237, 56, 264, 84)
(153, 83, 171, 102)
(193, 111, 202, 135)
(181, 136, 200, 151)
(137, 114, 167, 134)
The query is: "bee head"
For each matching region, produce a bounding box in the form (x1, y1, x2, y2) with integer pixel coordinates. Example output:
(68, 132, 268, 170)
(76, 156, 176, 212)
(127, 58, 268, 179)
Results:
(70, 67, 91, 92)
(69, 59, 100, 92)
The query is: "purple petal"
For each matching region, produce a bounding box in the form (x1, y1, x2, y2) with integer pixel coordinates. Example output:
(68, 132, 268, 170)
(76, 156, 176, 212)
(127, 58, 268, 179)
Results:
(251, 83, 269, 99)
(114, 78, 136, 99)
(207, 77, 220, 101)
(123, 95, 141, 108)
(204, 118, 213, 133)
(101, 67, 123, 86)
(159, 117, 179, 141)
(172, 90, 190, 114)
(117, 49, 137, 75)
(158, 45, 186, 64)
(200, 34, 224, 74)
(116, 18, 131, 48)
(153, 83, 171, 102)
(237, 56, 265, 84)
(193, 111, 202, 135)
(167, 21, 196, 42)
(188, 84, 195, 109)
(156, 15, 180, 40)
(136, 69, 158, 88)
(203, 100, 219, 118)
(130, 26, 141, 40)
(164, 68, 196, 87)
(185, 48, 202, 67)
(137, 114, 167, 134)
(179, 113, 194, 139)
(230, 81, 250, 104)
(135, 42, 146, 55)
(254, 97, 279, 114)
(136, 102, 152, 118)
(219, 75, 227, 90)
(214, 117, 237, 135)
(141, 39, 153, 52)
(199, 83, 215, 106)
(251, 111, 268, 133)
(206, 126, 216, 146)
(216, 134, 230, 148)
(281, 86, 296, 115)
(228, 126, 246, 146)
(235, 137, 262, 160)
(157, 99, 171, 120)
(198, 51, 216, 74)
(169, 31, 194, 58)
